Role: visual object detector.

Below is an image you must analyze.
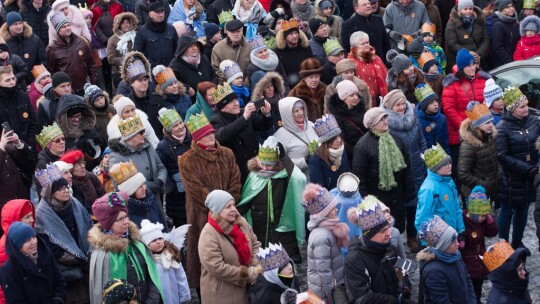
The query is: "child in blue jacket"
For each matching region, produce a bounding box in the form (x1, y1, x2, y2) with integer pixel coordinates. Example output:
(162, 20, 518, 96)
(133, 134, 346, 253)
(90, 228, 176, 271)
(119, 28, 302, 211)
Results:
(415, 84, 449, 154)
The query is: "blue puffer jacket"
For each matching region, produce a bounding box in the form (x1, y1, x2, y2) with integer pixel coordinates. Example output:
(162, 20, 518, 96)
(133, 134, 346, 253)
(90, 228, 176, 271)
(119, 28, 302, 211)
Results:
(386, 102, 427, 205)
(309, 150, 350, 190)
(415, 105, 450, 154)
(486, 248, 531, 304)
(495, 110, 540, 206)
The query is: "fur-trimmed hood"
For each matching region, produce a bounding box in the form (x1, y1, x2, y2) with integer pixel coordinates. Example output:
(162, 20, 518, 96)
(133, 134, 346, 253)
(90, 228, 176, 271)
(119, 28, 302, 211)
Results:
(459, 118, 497, 147)
(120, 51, 151, 84)
(314, 0, 337, 19)
(87, 222, 142, 253)
(251, 71, 285, 101)
(112, 12, 138, 36)
(520, 15, 540, 36)
(56, 95, 97, 138)
(385, 101, 418, 131)
(416, 247, 436, 262)
(442, 70, 491, 87)
(0, 21, 33, 41)
(275, 29, 309, 50)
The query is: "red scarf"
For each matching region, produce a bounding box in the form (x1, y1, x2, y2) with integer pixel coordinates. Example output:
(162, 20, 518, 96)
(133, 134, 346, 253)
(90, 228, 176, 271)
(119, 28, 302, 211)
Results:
(208, 213, 251, 266)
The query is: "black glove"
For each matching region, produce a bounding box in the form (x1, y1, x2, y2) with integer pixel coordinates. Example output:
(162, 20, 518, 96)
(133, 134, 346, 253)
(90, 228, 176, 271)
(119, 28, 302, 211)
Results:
(388, 30, 402, 41)
(277, 142, 286, 159)
(528, 166, 539, 178)
(401, 275, 412, 299)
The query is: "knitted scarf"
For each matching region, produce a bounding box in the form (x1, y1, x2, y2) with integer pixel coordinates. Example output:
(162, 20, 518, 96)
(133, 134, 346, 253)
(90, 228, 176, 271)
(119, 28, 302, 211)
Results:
(328, 144, 344, 169)
(428, 247, 462, 264)
(116, 30, 136, 55)
(425, 70, 440, 82)
(290, 1, 314, 21)
(460, 15, 475, 34)
(250, 50, 279, 71)
(372, 131, 406, 191)
(208, 214, 251, 266)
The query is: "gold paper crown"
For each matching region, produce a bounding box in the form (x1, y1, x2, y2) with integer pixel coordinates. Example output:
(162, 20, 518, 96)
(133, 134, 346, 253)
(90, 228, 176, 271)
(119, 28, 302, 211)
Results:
(323, 38, 344, 56)
(186, 112, 211, 134)
(421, 23, 436, 34)
(218, 10, 234, 27)
(36, 122, 63, 148)
(155, 67, 176, 87)
(465, 101, 491, 123)
(502, 86, 526, 109)
(118, 115, 144, 138)
(281, 19, 298, 32)
(109, 160, 139, 185)
(483, 241, 514, 272)
(32, 64, 49, 79)
(158, 108, 183, 130)
(211, 82, 234, 103)
(418, 51, 436, 68)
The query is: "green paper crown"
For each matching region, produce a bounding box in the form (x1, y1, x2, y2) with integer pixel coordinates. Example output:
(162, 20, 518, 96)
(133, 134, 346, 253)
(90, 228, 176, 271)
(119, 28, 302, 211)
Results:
(524, 0, 536, 9)
(422, 143, 449, 170)
(218, 10, 234, 28)
(36, 122, 63, 148)
(186, 112, 210, 135)
(158, 108, 183, 130)
(258, 136, 279, 165)
(468, 198, 492, 215)
(414, 83, 436, 104)
(323, 38, 343, 56)
(502, 86, 526, 110)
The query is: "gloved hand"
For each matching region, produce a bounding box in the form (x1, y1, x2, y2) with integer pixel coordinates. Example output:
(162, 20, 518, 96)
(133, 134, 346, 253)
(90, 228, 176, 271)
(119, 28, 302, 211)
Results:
(485, 214, 494, 224)
(401, 275, 412, 299)
(388, 30, 403, 41)
(277, 142, 286, 159)
(528, 166, 539, 178)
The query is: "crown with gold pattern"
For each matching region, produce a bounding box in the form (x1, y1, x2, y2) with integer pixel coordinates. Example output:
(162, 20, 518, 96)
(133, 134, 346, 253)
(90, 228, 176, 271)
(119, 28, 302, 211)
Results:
(118, 115, 144, 140)
(502, 86, 527, 112)
(109, 160, 139, 185)
(36, 122, 63, 148)
(419, 215, 456, 248)
(466, 101, 493, 127)
(421, 143, 451, 172)
(186, 112, 210, 135)
(211, 82, 234, 103)
(257, 243, 291, 272)
(281, 18, 299, 33)
(218, 10, 234, 28)
(35, 163, 63, 188)
(421, 23, 436, 35)
(323, 38, 345, 56)
(482, 240, 515, 272)
(354, 195, 388, 232)
(258, 136, 279, 165)
(417, 51, 436, 69)
(158, 108, 183, 132)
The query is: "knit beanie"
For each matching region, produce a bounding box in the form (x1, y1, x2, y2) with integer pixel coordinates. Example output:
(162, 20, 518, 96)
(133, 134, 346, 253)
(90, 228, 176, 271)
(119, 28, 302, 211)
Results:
(140, 219, 165, 246)
(496, 0, 513, 11)
(336, 79, 359, 100)
(205, 22, 220, 41)
(383, 89, 406, 109)
(49, 10, 70, 33)
(52, 71, 71, 88)
(102, 279, 137, 304)
(363, 107, 387, 129)
(51, 177, 69, 193)
(84, 83, 104, 104)
(422, 143, 451, 172)
(335, 59, 356, 75)
(92, 192, 130, 231)
(113, 96, 136, 115)
(422, 59, 438, 74)
(483, 79, 504, 108)
(386, 49, 412, 75)
(458, 0, 474, 10)
(19, 201, 34, 220)
(466, 101, 493, 128)
(308, 18, 325, 35)
(319, 0, 333, 10)
(8, 222, 35, 251)
(205, 190, 234, 214)
(407, 37, 424, 55)
(456, 48, 475, 71)
(6, 12, 22, 27)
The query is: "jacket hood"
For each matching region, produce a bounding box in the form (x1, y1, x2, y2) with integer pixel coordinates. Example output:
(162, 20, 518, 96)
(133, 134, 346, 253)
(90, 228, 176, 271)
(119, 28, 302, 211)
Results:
(314, 0, 336, 18)
(56, 95, 97, 138)
(275, 29, 309, 50)
(0, 21, 33, 41)
(113, 12, 138, 36)
(416, 247, 436, 262)
(1, 199, 35, 233)
(108, 137, 150, 155)
(520, 15, 540, 36)
(449, 6, 486, 26)
(442, 70, 491, 87)
(175, 34, 204, 58)
(385, 101, 417, 131)
(278, 97, 309, 131)
(5, 234, 53, 272)
(488, 248, 529, 296)
(251, 71, 285, 101)
(459, 118, 497, 147)
(87, 222, 141, 253)
(121, 51, 151, 84)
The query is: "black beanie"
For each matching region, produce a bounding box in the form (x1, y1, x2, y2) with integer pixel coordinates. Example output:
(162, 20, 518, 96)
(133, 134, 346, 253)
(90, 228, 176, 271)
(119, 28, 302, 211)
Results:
(51, 177, 68, 193)
(422, 59, 438, 74)
(363, 221, 390, 240)
(52, 72, 71, 88)
(420, 96, 439, 112)
(308, 18, 325, 35)
(216, 92, 238, 110)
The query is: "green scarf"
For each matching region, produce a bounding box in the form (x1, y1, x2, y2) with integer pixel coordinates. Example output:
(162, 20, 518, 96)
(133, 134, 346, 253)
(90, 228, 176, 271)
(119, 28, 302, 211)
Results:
(109, 241, 164, 300)
(372, 131, 407, 191)
(237, 167, 306, 246)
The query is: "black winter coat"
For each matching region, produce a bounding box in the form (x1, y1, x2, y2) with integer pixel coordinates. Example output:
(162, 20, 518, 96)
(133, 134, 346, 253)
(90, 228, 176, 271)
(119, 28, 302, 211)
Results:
(20, 3, 51, 47)
(340, 13, 390, 62)
(308, 151, 350, 190)
(128, 89, 168, 140)
(210, 110, 274, 183)
(490, 13, 520, 68)
(134, 0, 170, 27)
(496, 111, 540, 206)
(251, 269, 300, 304)
(134, 20, 178, 68)
(36, 88, 60, 126)
(0, 86, 40, 153)
(170, 35, 216, 93)
(344, 236, 402, 303)
(0, 235, 66, 304)
(206, 0, 234, 24)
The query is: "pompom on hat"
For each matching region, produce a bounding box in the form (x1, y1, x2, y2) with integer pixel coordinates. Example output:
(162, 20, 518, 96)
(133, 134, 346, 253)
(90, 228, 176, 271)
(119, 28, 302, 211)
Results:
(152, 65, 177, 90)
(483, 79, 503, 108)
(219, 59, 243, 84)
(158, 107, 183, 133)
(140, 219, 165, 246)
(302, 183, 339, 218)
(422, 143, 451, 172)
(468, 185, 492, 215)
(386, 49, 412, 75)
(419, 215, 458, 251)
(347, 195, 389, 239)
(465, 101, 493, 128)
(92, 191, 129, 231)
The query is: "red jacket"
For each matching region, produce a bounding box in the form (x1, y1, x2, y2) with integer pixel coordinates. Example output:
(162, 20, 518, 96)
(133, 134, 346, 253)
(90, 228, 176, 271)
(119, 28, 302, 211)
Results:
(348, 48, 388, 107)
(441, 71, 490, 145)
(513, 35, 540, 61)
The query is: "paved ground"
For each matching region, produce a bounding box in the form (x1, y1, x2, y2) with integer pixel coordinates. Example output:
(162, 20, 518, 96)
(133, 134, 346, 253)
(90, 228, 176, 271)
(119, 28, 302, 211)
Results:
(187, 205, 540, 303)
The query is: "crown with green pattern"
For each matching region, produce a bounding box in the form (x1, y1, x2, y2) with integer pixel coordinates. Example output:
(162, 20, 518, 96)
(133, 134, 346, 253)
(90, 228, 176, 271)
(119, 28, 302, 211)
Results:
(158, 108, 183, 132)
(323, 38, 345, 56)
(36, 122, 63, 148)
(524, 0, 536, 9)
(258, 136, 279, 165)
(468, 185, 492, 215)
(502, 86, 527, 112)
(414, 83, 437, 105)
(421, 143, 451, 172)
(218, 10, 234, 28)
(186, 112, 211, 136)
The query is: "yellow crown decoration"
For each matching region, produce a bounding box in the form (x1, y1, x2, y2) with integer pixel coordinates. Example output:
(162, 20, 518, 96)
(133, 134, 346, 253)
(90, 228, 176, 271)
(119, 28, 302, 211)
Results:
(421, 23, 436, 35)
(323, 38, 344, 56)
(218, 10, 234, 27)
(421, 143, 450, 171)
(118, 115, 144, 139)
(418, 51, 436, 69)
(186, 112, 211, 134)
(109, 160, 139, 185)
(482, 241, 515, 272)
(211, 82, 234, 103)
(502, 86, 527, 112)
(281, 18, 298, 32)
(36, 122, 63, 148)
(154, 66, 176, 88)
(258, 136, 279, 165)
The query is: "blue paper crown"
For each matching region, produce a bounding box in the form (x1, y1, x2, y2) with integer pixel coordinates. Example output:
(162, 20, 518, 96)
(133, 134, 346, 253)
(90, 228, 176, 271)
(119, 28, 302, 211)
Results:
(302, 186, 334, 215)
(126, 59, 148, 81)
(313, 114, 342, 143)
(248, 34, 267, 53)
(223, 62, 242, 81)
(355, 196, 388, 232)
(35, 163, 63, 188)
(419, 215, 451, 247)
(257, 243, 290, 272)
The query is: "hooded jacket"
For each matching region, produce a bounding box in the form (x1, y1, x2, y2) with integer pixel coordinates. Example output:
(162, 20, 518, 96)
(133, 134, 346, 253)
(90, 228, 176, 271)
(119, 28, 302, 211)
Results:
(461, 211, 498, 280)
(513, 17, 540, 60)
(490, 11, 520, 68)
(274, 30, 313, 89)
(46, 5, 91, 45)
(107, 12, 137, 73)
(486, 248, 531, 303)
(382, 0, 430, 50)
(185, 90, 216, 121)
(415, 102, 449, 152)
(386, 67, 426, 104)
(314, 0, 343, 38)
(170, 35, 215, 93)
(0, 199, 35, 266)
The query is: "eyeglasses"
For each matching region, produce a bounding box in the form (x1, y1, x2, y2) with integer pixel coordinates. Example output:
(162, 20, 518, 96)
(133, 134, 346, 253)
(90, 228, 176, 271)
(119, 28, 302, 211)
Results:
(52, 137, 65, 144)
(115, 215, 129, 223)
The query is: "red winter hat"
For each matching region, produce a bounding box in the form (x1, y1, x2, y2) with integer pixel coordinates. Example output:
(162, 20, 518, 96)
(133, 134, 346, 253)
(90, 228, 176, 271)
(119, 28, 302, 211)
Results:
(60, 150, 84, 165)
(92, 192, 129, 231)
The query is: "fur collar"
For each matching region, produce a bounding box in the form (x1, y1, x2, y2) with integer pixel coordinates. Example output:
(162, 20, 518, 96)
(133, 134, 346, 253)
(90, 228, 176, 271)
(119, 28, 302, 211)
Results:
(247, 156, 284, 173)
(57, 105, 97, 138)
(535, 135, 540, 153)
(385, 102, 417, 131)
(0, 21, 33, 41)
(459, 118, 497, 147)
(108, 138, 150, 155)
(291, 80, 326, 100)
(87, 222, 141, 253)
(417, 247, 436, 262)
(251, 72, 285, 101)
(188, 140, 228, 162)
(121, 51, 151, 84)
(443, 70, 491, 87)
(275, 29, 309, 50)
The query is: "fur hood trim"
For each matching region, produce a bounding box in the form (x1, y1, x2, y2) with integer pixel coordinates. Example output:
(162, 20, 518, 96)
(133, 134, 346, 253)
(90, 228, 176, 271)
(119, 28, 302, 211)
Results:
(251, 72, 285, 101)
(57, 103, 96, 138)
(443, 70, 491, 87)
(87, 222, 141, 253)
(247, 156, 284, 173)
(275, 29, 309, 50)
(535, 135, 540, 152)
(416, 247, 436, 262)
(120, 51, 151, 84)
(459, 118, 497, 147)
(385, 101, 417, 131)
(0, 21, 33, 41)
(113, 12, 138, 36)
(520, 15, 540, 36)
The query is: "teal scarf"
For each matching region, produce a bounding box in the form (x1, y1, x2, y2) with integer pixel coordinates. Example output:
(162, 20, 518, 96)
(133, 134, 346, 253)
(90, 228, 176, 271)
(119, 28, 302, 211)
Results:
(372, 131, 407, 191)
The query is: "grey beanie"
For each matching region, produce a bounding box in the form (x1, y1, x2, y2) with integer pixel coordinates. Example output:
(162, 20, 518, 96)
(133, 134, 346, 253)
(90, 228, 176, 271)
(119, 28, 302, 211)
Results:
(205, 190, 235, 214)
(386, 49, 412, 75)
(457, 0, 474, 10)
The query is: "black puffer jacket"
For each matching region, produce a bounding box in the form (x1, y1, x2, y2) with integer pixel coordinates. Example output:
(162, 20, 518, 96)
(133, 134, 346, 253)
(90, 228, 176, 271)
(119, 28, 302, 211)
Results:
(344, 236, 402, 303)
(0, 86, 40, 152)
(496, 110, 540, 206)
(250, 263, 300, 304)
(490, 12, 520, 68)
(19, 2, 52, 47)
(133, 20, 178, 68)
(170, 35, 215, 93)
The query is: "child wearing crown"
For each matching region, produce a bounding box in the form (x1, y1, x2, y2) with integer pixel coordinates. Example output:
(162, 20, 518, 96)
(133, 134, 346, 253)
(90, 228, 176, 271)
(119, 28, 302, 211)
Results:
(219, 60, 250, 107)
(414, 83, 449, 153)
(420, 23, 446, 75)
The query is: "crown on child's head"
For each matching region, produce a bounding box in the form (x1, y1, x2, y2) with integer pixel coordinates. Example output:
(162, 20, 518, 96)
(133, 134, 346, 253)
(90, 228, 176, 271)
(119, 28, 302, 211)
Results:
(258, 136, 279, 165)
(257, 243, 291, 272)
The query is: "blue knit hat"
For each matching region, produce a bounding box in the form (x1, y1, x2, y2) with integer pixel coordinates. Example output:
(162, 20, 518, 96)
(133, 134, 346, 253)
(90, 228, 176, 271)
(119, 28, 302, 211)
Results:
(8, 222, 36, 250)
(456, 48, 475, 71)
(205, 22, 220, 41)
(6, 12, 22, 27)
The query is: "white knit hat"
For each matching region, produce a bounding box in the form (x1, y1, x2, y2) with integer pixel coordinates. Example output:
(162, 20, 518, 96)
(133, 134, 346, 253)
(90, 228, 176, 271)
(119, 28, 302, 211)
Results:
(114, 96, 136, 116)
(483, 79, 503, 108)
(140, 219, 164, 246)
(53, 160, 73, 173)
(336, 79, 359, 100)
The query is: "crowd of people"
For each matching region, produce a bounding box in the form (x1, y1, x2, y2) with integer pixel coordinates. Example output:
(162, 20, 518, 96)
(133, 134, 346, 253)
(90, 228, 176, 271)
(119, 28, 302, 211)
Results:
(0, 0, 539, 302)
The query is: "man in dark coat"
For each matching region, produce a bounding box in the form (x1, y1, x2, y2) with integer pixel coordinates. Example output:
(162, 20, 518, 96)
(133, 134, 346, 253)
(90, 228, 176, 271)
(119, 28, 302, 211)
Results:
(134, 0, 170, 28)
(340, 0, 390, 61)
(0, 128, 32, 208)
(134, 0, 178, 68)
(19, 0, 52, 47)
(36, 71, 72, 126)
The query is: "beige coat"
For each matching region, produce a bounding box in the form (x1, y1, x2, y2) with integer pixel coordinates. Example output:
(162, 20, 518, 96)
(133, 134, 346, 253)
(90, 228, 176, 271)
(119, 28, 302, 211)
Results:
(211, 37, 252, 85)
(198, 213, 261, 304)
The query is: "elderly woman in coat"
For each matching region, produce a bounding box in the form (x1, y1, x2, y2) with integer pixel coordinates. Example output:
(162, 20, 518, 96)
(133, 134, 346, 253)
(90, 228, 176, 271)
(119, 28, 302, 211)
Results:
(382, 89, 427, 253)
(178, 113, 242, 297)
(288, 58, 327, 122)
(199, 190, 262, 304)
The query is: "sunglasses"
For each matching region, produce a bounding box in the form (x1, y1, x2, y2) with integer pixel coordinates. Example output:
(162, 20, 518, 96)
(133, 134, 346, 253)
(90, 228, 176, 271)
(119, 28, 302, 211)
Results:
(52, 137, 65, 144)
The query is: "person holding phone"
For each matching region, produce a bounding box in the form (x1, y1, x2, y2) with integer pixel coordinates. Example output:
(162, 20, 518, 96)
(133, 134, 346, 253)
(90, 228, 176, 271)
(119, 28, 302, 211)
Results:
(0, 127, 32, 210)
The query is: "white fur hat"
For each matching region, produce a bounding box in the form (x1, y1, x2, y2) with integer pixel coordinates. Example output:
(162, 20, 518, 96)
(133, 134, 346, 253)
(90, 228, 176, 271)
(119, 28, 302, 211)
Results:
(52, 0, 69, 12)
(114, 96, 136, 116)
(140, 219, 164, 246)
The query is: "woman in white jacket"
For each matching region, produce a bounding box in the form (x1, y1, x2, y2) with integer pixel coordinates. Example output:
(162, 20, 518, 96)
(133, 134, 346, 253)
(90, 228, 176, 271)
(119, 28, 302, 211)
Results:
(47, 0, 92, 44)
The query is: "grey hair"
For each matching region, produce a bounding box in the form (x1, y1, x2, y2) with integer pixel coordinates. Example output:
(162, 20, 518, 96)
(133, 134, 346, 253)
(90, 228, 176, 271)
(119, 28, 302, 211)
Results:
(350, 31, 370, 47)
